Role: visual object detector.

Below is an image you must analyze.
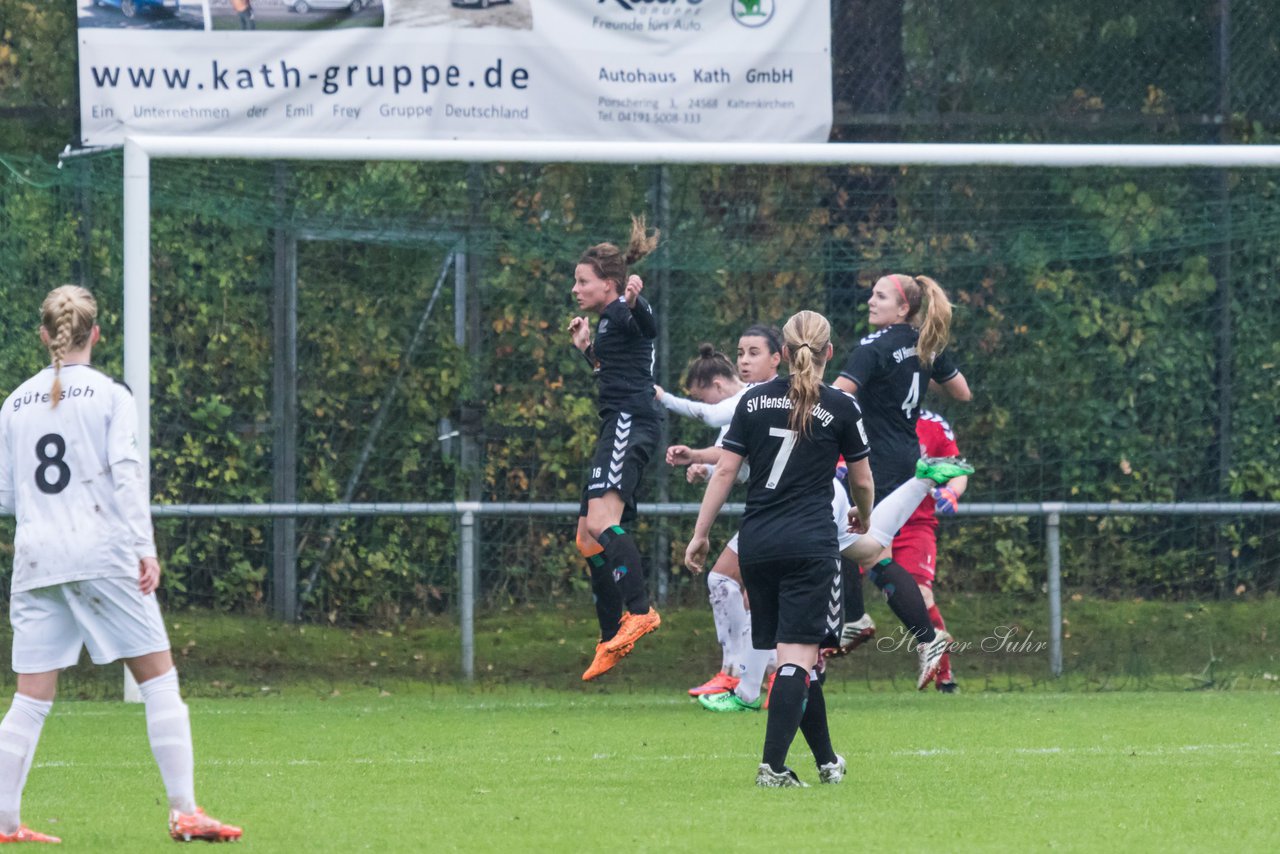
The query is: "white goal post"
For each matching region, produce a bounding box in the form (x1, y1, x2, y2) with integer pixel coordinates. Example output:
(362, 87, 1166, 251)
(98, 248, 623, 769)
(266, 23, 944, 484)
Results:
(120, 137, 1280, 694)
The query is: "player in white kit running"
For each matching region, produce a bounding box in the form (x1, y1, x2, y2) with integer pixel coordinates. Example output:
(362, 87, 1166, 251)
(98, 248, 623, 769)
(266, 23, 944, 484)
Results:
(0, 286, 241, 844)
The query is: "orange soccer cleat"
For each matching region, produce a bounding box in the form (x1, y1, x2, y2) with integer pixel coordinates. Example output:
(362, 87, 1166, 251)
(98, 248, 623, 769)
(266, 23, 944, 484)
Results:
(603, 608, 661, 653)
(582, 639, 635, 681)
(0, 825, 60, 844)
(168, 808, 242, 843)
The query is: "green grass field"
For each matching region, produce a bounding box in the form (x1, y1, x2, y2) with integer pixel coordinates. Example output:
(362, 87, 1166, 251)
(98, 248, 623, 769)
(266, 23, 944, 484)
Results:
(3, 598, 1278, 850)
(17, 689, 1280, 851)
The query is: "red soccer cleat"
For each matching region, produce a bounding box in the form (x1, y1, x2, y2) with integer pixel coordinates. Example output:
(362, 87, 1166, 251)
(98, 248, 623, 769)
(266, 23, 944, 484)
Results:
(688, 672, 741, 696)
(0, 825, 60, 844)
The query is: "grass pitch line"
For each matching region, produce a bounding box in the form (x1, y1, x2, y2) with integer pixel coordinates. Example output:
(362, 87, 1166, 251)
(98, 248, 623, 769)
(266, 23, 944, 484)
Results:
(879, 742, 1265, 758)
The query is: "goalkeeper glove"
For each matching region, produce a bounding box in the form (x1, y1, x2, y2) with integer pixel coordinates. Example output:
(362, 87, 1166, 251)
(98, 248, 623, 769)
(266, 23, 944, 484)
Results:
(931, 485, 959, 514)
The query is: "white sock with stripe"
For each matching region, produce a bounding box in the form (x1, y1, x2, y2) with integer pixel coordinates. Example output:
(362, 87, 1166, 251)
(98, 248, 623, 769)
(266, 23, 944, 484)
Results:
(140, 669, 196, 814)
(0, 693, 52, 834)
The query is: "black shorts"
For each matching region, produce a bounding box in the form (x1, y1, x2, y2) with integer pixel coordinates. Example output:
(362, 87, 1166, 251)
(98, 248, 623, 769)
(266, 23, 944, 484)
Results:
(578, 411, 659, 521)
(740, 555, 843, 649)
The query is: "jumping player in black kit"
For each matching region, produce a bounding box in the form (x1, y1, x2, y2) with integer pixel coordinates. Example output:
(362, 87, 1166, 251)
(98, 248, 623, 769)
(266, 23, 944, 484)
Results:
(684, 310, 972, 786)
(831, 273, 972, 688)
(568, 216, 664, 682)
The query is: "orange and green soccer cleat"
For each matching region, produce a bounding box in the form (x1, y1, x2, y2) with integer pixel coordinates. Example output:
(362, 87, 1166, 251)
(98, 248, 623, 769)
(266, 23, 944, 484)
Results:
(603, 608, 661, 653)
(168, 808, 242, 843)
(0, 826, 60, 844)
(582, 639, 634, 681)
(688, 672, 741, 696)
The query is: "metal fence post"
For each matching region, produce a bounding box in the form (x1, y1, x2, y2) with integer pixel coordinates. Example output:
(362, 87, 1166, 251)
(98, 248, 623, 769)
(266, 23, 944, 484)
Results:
(1045, 507, 1063, 677)
(459, 507, 477, 681)
(271, 163, 299, 622)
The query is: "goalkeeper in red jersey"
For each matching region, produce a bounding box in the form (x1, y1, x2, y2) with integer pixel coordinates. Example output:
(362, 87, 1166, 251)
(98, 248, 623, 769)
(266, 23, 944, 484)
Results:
(832, 409, 969, 691)
(893, 410, 968, 691)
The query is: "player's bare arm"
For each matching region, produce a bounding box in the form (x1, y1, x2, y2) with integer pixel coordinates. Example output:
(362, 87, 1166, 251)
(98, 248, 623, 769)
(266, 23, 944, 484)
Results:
(684, 450, 743, 573)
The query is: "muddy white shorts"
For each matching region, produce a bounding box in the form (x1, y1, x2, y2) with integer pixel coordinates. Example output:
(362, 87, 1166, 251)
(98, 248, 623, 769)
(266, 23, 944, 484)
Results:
(10, 577, 171, 673)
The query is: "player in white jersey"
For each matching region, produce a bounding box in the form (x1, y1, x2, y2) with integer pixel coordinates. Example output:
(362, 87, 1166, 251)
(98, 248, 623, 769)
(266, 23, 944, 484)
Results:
(656, 342, 762, 699)
(661, 328, 782, 707)
(0, 286, 241, 844)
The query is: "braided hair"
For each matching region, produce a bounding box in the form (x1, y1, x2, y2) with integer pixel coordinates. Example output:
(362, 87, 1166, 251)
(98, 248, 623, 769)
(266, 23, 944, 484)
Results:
(40, 285, 97, 408)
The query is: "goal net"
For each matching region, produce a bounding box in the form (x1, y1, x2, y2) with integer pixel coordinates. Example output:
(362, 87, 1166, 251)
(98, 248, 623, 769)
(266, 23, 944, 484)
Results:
(1, 148, 1276, 647)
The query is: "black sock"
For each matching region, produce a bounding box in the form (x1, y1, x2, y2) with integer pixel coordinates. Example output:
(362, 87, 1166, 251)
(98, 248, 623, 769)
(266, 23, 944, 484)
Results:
(841, 556, 865, 621)
(596, 525, 649, 614)
(798, 668, 836, 767)
(870, 559, 936, 642)
(761, 663, 810, 773)
(587, 553, 622, 642)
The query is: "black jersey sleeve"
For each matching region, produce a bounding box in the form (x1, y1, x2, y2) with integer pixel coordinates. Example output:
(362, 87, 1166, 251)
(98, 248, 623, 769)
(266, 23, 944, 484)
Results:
(838, 338, 884, 390)
(720, 394, 751, 456)
(835, 394, 871, 463)
(630, 295, 657, 340)
(930, 348, 960, 383)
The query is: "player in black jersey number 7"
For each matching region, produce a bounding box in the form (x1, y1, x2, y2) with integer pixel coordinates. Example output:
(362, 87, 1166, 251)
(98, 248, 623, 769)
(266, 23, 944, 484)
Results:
(567, 217, 665, 682)
(0, 286, 241, 843)
(685, 311, 973, 784)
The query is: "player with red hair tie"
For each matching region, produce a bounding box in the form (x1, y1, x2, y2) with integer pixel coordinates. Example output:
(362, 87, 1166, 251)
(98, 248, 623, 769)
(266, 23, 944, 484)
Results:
(832, 273, 971, 688)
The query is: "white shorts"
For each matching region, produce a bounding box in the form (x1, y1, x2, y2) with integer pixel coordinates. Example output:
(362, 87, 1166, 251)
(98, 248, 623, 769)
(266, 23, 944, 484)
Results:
(10, 578, 171, 673)
(831, 478, 860, 552)
(726, 531, 740, 554)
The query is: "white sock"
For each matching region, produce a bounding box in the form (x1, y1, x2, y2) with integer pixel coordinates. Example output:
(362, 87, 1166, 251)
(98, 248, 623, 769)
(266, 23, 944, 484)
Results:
(715, 575, 751, 682)
(0, 694, 52, 834)
(736, 637, 775, 704)
(139, 669, 196, 814)
(867, 478, 932, 547)
(706, 572, 739, 673)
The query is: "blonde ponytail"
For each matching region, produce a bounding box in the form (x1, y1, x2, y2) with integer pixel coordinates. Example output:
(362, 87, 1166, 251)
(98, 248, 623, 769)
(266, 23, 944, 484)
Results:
(912, 275, 953, 366)
(781, 310, 831, 437)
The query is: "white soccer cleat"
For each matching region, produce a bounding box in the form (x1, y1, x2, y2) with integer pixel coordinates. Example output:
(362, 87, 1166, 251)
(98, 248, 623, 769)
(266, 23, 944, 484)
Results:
(836, 614, 876, 655)
(917, 630, 952, 690)
(755, 763, 808, 788)
(817, 754, 847, 784)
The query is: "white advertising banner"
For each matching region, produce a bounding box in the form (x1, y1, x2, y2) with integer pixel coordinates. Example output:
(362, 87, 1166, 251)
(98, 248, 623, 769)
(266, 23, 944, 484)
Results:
(77, 0, 832, 146)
